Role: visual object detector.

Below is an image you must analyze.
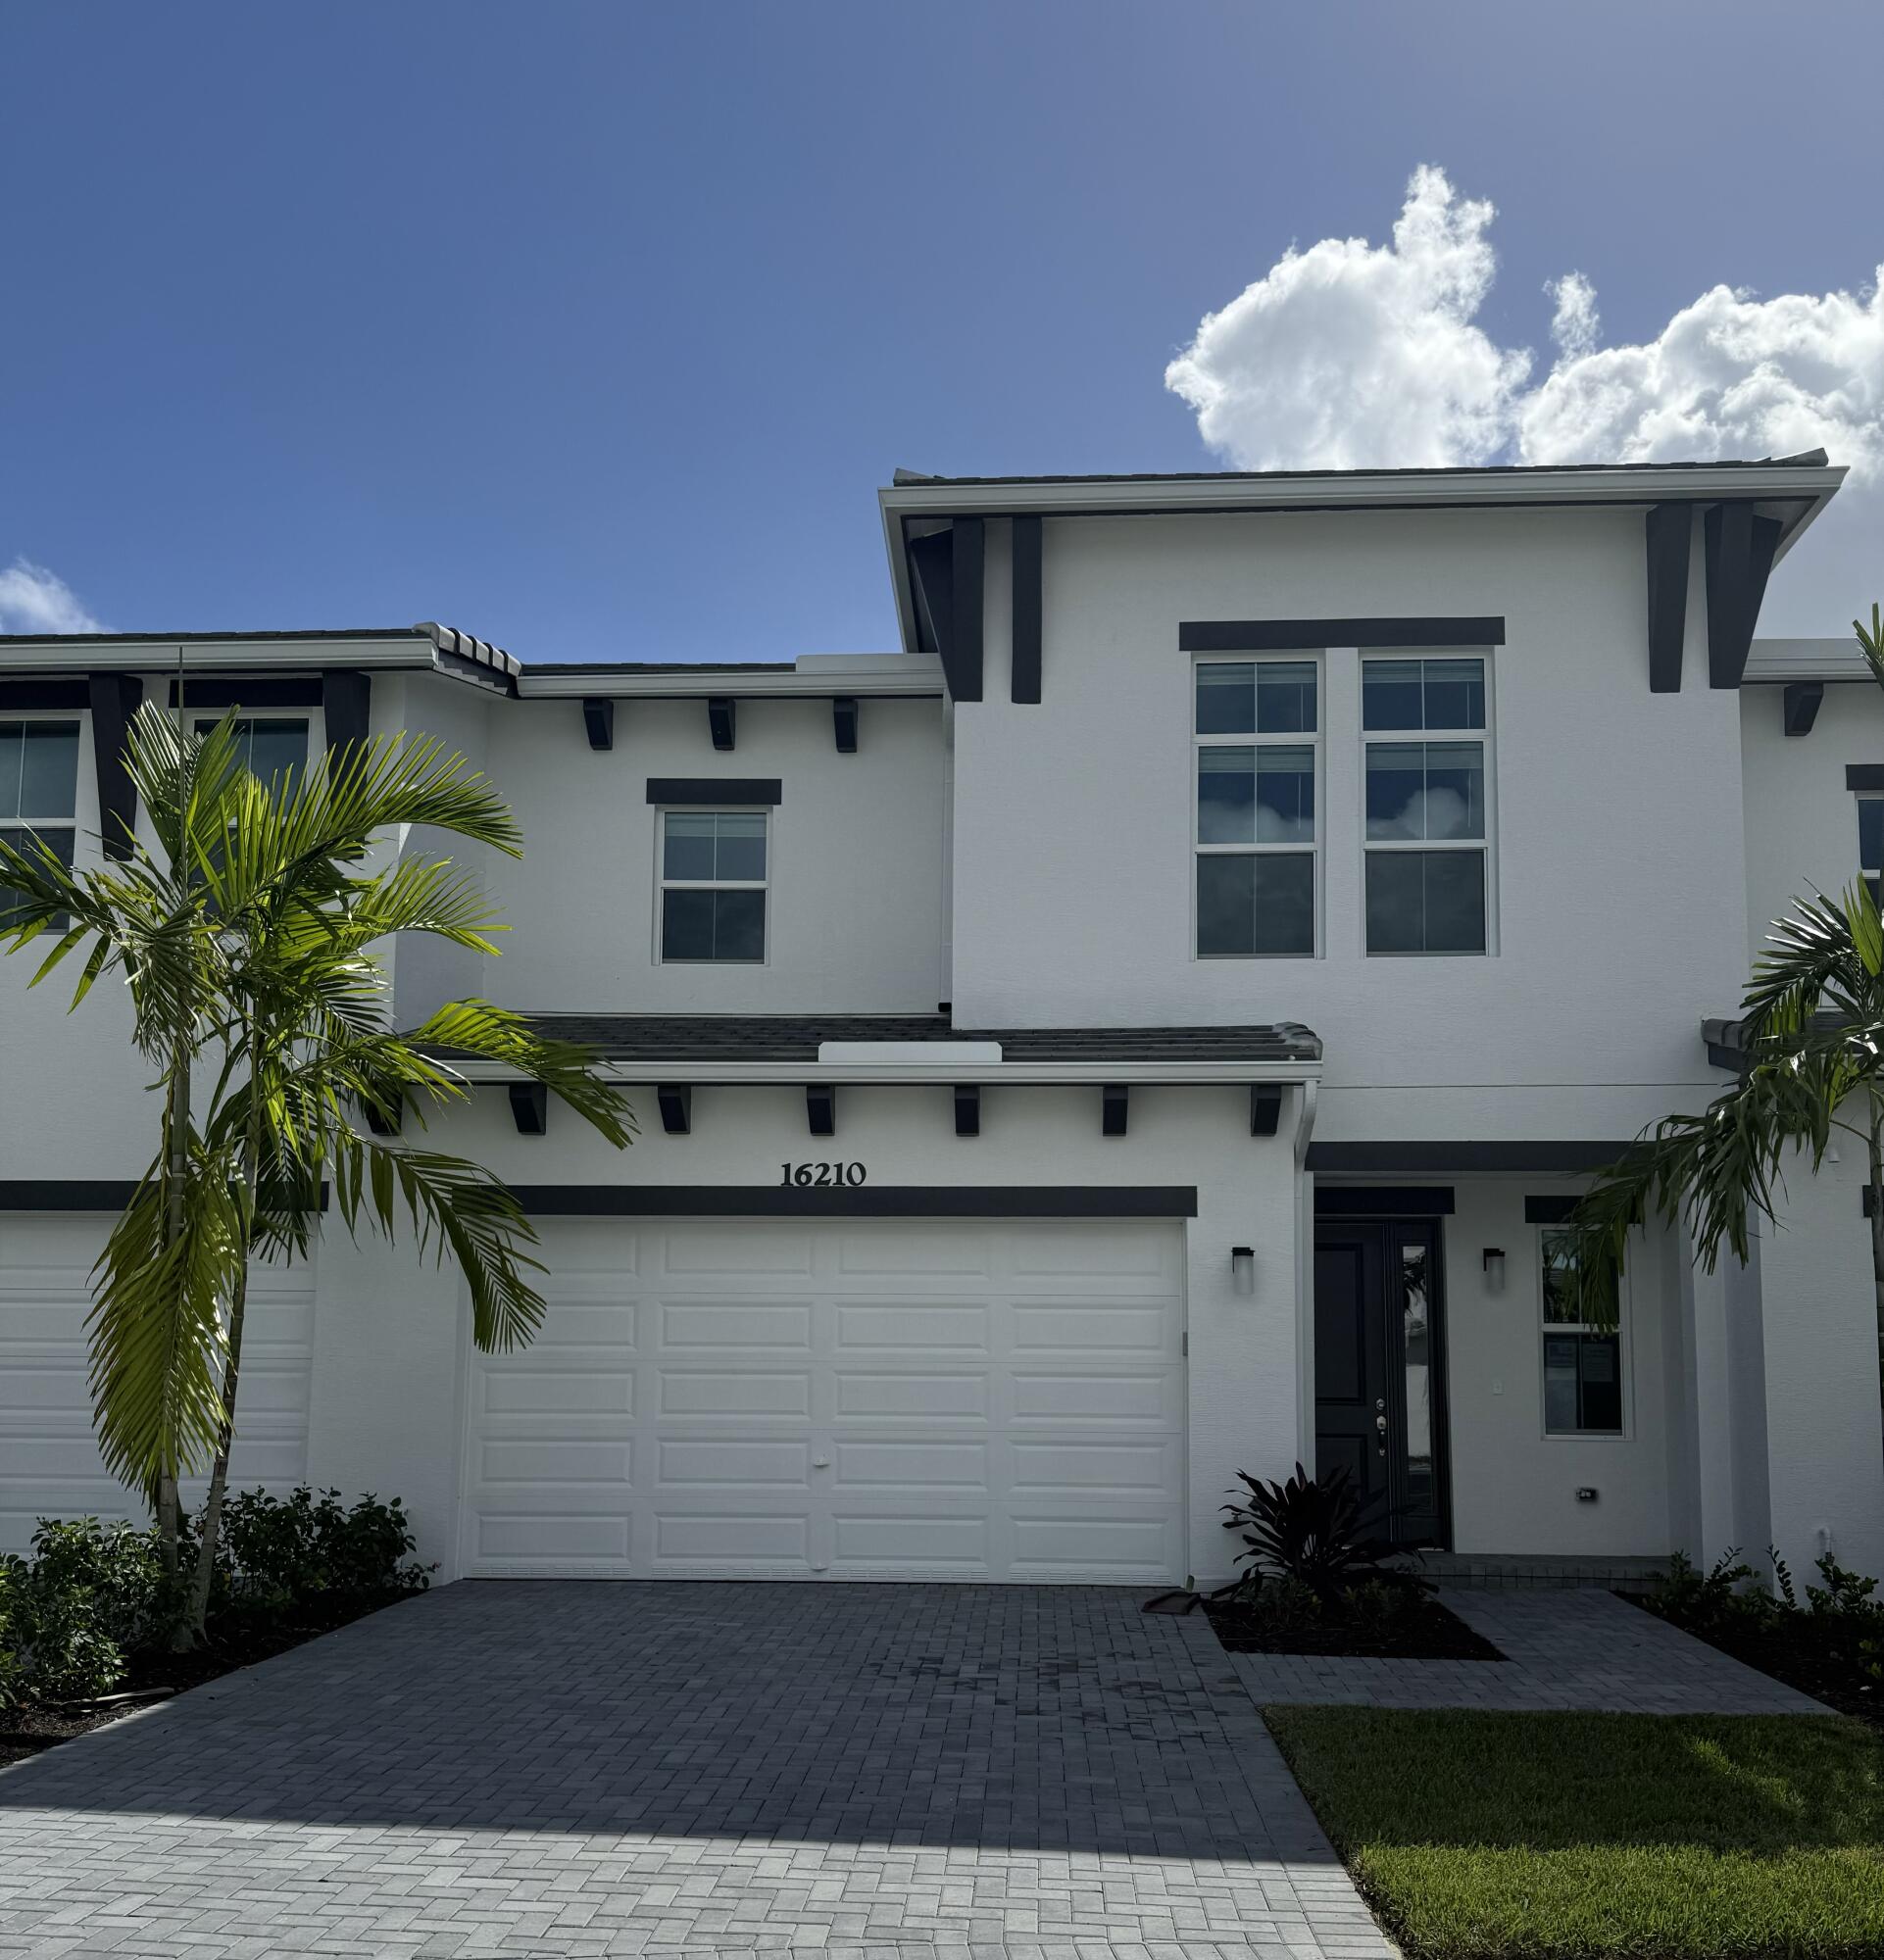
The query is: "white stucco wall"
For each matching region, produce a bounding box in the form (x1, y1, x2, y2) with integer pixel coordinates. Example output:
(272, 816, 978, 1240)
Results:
(477, 693, 947, 1016)
(301, 1082, 1301, 1584)
(1432, 1180, 1676, 1557)
(951, 508, 1746, 1146)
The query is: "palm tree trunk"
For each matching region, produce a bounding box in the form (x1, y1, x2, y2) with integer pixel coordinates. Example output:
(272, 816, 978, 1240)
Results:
(184, 1255, 247, 1642)
(1870, 1099, 1884, 1439)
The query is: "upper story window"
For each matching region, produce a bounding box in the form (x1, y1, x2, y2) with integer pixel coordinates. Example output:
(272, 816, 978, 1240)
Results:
(660, 809, 768, 963)
(1541, 1227, 1623, 1436)
(1194, 659, 1317, 957)
(1859, 795, 1883, 903)
(0, 719, 79, 925)
(195, 716, 309, 789)
(1362, 656, 1491, 956)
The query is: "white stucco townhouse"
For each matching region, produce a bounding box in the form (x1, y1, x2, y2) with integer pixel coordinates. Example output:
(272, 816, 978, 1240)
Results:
(3, 452, 1880, 1592)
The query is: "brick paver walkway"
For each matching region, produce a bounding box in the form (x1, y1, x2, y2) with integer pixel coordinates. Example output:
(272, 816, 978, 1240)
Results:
(1229, 1584, 1829, 1713)
(0, 1582, 1393, 1959)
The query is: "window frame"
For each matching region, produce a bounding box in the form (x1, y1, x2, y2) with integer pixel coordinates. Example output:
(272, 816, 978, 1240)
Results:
(1537, 1224, 1630, 1440)
(0, 714, 83, 923)
(1191, 652, 1323, 961)
(1360, 651, 1498, 957)
(654, 805, 772, 967)
(192, 714, 312, 790)
(1859, 792, 1883, 903)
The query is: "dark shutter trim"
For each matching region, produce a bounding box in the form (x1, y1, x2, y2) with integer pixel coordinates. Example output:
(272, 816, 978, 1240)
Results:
(1645, 503, 1692, 694)
(87, 672, 143, 861)
(1846, 765, 1884, 792)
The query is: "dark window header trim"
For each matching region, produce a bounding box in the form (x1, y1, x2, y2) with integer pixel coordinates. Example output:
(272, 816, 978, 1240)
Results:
(1847, 765, 1884, 792)
(1182, 616, 1506, 653)
(646, 778, 783, 807)
(1314, 1185, 1456, 1217)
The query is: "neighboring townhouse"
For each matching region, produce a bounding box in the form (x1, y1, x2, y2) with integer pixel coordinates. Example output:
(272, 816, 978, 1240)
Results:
(3, 452, 1881, 1592)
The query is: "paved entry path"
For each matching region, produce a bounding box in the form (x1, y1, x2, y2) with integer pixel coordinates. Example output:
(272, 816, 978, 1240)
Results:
(0, 1583, 1392, 1959)
(1231, 1584, 1829, 1714)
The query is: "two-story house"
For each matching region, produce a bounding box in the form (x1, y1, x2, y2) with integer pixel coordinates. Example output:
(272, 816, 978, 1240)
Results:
(4, 452, 1881, 1592)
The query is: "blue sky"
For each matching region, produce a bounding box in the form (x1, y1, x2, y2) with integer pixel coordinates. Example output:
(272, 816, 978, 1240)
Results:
(2, 2, 1880, 659)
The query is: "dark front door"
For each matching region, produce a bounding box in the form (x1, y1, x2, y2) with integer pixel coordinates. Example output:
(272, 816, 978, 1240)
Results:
(1314, 1220, 1448, 1548)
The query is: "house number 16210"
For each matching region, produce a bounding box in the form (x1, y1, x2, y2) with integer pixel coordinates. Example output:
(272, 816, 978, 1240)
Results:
(780, 1161, 868, 1187)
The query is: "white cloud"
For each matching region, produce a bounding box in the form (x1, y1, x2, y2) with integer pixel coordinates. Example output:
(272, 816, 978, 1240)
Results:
(1165, 170, 1884, 630)
(1164, 165, 1530, 471)
(0, 559, 104, 635)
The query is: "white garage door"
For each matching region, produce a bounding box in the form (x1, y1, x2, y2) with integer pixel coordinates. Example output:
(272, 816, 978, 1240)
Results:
(460, 1215, 1187, 1583)
(0, 1214, 315, 1554)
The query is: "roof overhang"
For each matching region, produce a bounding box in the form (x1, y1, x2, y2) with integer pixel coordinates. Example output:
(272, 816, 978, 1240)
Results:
(877, 460, 1848, 658)
(514, 653, 940, 701)
(445, 1055, 1319, 1087)
(0, 621, 521, 693)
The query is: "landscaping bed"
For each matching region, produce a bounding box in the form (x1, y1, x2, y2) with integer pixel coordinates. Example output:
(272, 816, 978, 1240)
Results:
(1624, 1549, 1884, 1732)
(1, 1489, 430, 1768)
(1267, 1703, 1884, 1960)
(1204, 1581, 1503, 1659)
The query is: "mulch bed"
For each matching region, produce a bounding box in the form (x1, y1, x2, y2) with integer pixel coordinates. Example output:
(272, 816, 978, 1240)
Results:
(1618, 1590, 1884, 1731)
(1, 1604, 401, 1769)
(1203, 1590, 1506, 1660)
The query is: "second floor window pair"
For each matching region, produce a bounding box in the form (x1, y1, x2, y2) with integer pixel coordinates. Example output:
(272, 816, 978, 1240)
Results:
(1195, 655, 1491, 958)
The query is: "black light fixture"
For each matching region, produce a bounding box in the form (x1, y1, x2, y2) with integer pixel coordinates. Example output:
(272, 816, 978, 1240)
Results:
(1482, 1247, 1507, 1292)
(1231, 1246, 1256, 1297)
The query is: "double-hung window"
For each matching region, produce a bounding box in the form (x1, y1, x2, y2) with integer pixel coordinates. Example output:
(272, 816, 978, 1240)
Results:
(195, 716, 309, 790)
(0, 719, 80, 927)
(1194, 658, 1317, 957)
(660, 810, 768, 962)
(1541, 1227, 1623, 1436)
(1859, 795, 1883, 905)
(1363, 655, 1491, 955)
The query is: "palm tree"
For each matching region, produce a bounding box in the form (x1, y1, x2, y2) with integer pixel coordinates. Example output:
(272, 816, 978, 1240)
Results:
(0, 706, 633, 1640)
(1562, 607, 1884, 1421)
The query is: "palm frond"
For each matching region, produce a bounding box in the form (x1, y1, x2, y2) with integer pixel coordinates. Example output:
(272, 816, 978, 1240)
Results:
(410, 1000, 636, 1146)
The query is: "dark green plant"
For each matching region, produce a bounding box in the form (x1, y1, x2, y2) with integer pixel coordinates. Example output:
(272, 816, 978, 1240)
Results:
(0, 1517, 168, 1704)
(1222, 1462, 1391, 1598)
(204, 1487, 430, 1623)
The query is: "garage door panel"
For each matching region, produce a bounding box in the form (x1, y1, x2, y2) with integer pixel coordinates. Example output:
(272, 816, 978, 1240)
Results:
(661, 1299, 813, 1348)
(463, 1219, 1184, 1583)
(663, 1226, 815, 1275)
(833, 1439, 989, 1491)
(657, 1438, 813, 1487)
(0, 1221, 312, 1556)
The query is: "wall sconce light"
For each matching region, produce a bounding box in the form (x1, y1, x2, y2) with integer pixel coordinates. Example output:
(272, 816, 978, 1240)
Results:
(1482, 1247, 1507, 1293)
(1231, 1246, 1256, 1298)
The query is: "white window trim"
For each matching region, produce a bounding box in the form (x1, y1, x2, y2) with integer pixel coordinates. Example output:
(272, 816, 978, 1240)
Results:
(0, 710, 83, 866)
(1536, 1224, 1631, 1441)
(1359, 650, 1499, 957)
(1190, 652, 1323, 960)
(653, 806, 772, 967)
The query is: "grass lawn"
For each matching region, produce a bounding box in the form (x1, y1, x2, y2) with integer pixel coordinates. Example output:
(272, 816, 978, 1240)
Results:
(1265, 1705, 1884, 1959)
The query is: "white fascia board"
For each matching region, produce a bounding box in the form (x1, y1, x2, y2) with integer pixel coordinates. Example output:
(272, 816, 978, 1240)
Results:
(0, 636, 434, 674)
(445, 1056, 1318, 1087)
(878, 464, 1848, 521)
(1745, 637, 1872, 683)
(818, 1040, 1004, 1064)
(516, 665, 943, 701)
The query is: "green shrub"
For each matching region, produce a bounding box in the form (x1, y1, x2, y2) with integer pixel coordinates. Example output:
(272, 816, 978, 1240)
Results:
(205, 1487, 431, 1624)
(0, 1518, 167, 1706)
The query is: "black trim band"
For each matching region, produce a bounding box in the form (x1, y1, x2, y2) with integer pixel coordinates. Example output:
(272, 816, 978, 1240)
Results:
(1308, 1141, 1630, 1174)
(1847, 765, 1884, 792)
(0, 679, 88, 710)
(170, 675, 323, 710)
(0, 1181, 329, 1211)
(646, 778, 782, 806)
(1181, 616, 1505, 652)
(1524, 1195, 1582, 1224)
(1314, 1186, 1455, 1217)
(509, 1184, 1199, 1218)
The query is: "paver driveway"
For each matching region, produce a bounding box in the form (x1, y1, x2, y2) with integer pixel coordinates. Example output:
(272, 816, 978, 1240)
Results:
(0, 1582, 1391, 1959)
